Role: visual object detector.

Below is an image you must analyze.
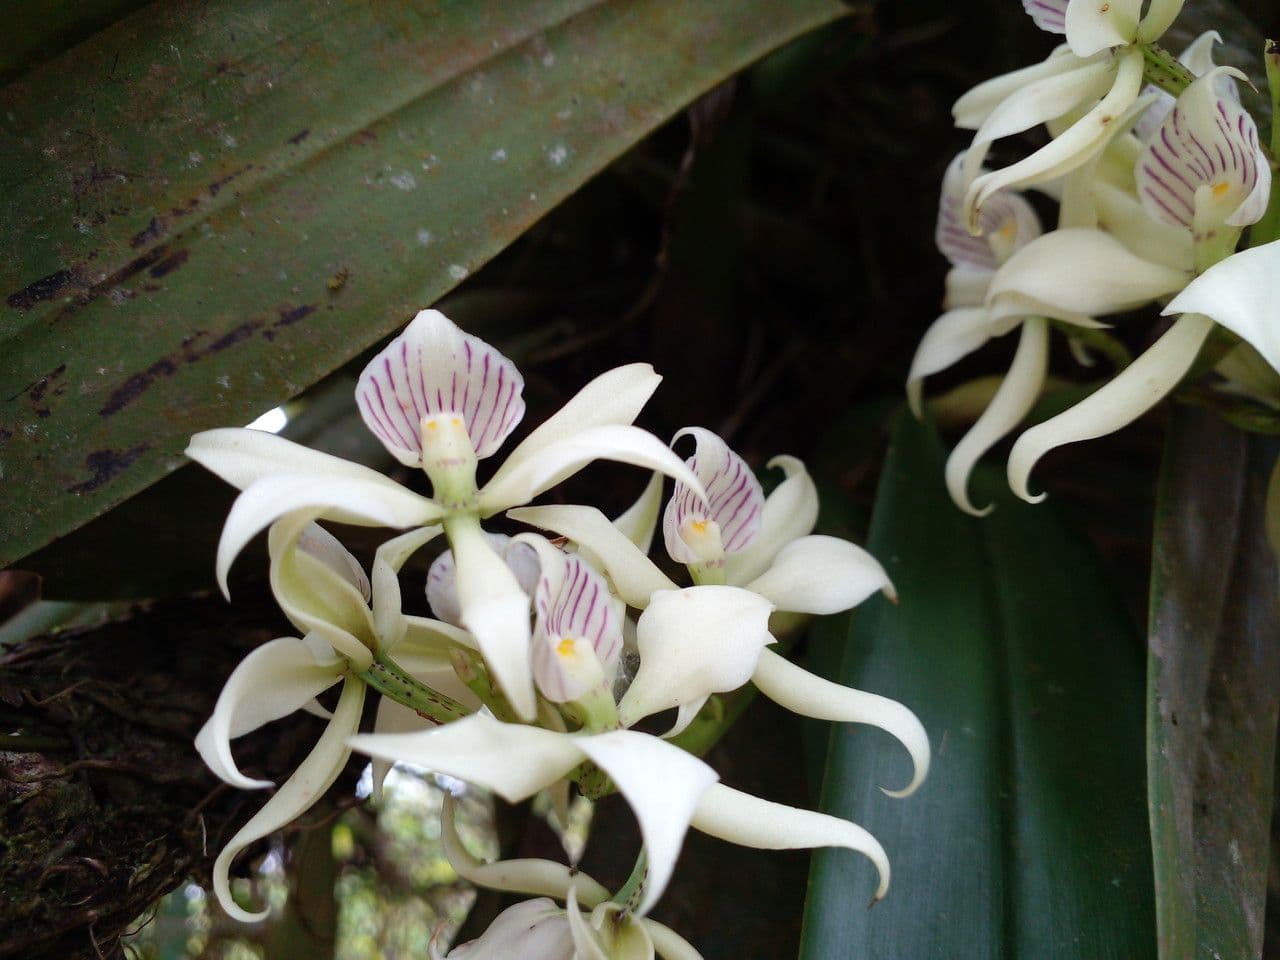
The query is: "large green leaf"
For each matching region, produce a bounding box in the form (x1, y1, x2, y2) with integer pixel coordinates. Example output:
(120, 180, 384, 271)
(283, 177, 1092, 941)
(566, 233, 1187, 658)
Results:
(0, 0, 844, 567)
(1147, 405, 1280, 960)
(800, 413, 1154, 959)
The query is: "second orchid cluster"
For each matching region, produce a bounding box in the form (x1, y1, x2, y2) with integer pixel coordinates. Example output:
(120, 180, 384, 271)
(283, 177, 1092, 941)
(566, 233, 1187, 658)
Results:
(186, 309, 929, 958)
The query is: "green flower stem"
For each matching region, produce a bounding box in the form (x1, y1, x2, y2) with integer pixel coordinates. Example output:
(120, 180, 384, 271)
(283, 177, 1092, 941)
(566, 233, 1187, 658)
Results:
(1141, 42, 1195, 97)
(358, 652, 470, 725)
(1267, 40, 1280, 159)
(612, 849, 649, 911)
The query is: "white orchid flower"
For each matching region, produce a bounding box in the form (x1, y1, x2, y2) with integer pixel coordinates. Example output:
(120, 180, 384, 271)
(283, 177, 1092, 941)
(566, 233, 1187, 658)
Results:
(196, 519, 470, 922)
(1007, 67, 1272, 500)
(958, 0, 1187, 227)
(435, 797, 702, 960)
(509, 442, 929, 795)
(188, 309, 705, 720)
(350, 713, 891, 917)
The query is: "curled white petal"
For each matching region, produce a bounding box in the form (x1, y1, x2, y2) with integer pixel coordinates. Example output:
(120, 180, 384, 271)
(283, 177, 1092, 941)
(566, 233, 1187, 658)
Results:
(349, 713, 582, 802)
(986, 227, 1190, 322)
(268, 513, 376, 667)
(906, 308, 1021, 418)
(1136, 0, 1187, 43)
(966, 50, 1145, 223)
(744, 535, 893, 614)
(952, 45, 1080, 129)
(508, 504, 678, 608)
(1009, 312, 1213, 501)
(480, 425, 706, 516)
(573, 731, 719, 916)
(195, 635, 345, 790)
(213, 677, 365, 923)
(426, 532, 538, 628)
(752, 649, 929, 798)
(444, 898, 574, 959)
(944, 265, 996, 309)
(1163, 241, 1280, 375)
(962, 58, 1115, 188)
(486, 364, 663, 493)
(722, 455, 819, 586)
(644, 920, 705, 960)
(690, 782, 890, 901)
(945, 317, 1050, 516)
(619, 587, 775, 727)
(215, 473, 439, 598)
(296, 523, 371, 601)
(187, 427, 413, 493)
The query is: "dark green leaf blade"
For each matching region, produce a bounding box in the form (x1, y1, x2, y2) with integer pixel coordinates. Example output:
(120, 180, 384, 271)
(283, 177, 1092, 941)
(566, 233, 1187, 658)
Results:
(800, 413, 1154, 959)
(0, 0, 845, 566)
(1147, 406, 1280, 960)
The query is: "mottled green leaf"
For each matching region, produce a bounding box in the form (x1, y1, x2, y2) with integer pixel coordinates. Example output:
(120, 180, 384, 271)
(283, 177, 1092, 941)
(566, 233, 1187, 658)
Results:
(0, 0, 844, 567)
(801, 413, 1153, 959)
(1148, 406, 1280, 960)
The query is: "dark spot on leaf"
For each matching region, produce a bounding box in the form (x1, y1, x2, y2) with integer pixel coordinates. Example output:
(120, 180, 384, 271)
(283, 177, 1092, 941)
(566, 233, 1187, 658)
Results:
(287, 128, 311, 145)
(353, 129, 378, 145)
(100, 359, 178, 415)
(68, 443, 151, 494)
(27, 364, 67, 404)
(197, 319, 262, 355)
(129, 216, 167, 248)
(208, 164, 253, 197)
(275, 303, 316, 327)
(0, 428, 12, 444)
(7, 270, 74, 310)
(148, 250, 190, 279)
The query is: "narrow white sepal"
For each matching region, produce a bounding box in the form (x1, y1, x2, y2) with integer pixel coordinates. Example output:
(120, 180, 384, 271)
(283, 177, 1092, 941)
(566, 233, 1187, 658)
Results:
(480, 425, 706, 516)
(567, 889, 609, 960)
(187, 427, 412, 493)
(212, 677, 365, 923)
(752, 649, 930, 797)
(689, 782, 890, 901)
(573, 731, 720, 916)
(508, 504, 678, 608)
(195, 636, 345, 790)
(945, 317, 1050, 516)
(952, 45, 1080, 129)
(743, 535, 893, 614)
(613, 471, 666, 554)
(371, 525, 442, 653)
(486, 364, 663, 492)
(907, 308, 1020, 418)
(618, 587, 775, 727)
(722, 456, 819, 586)
(447, 519, 537, 721)
(645, 920, 705, 960)
(1163, 241, 1280, 375)
(215, 474, 439, 597)
(966, 50, 1145, 222)
(348, 713, 582, 802)
(1008, 312, 1213, 501)
(1136, 0, 1187, 43)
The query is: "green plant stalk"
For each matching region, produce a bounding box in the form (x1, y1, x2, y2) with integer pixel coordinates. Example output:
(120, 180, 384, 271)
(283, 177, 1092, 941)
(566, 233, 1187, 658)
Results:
(1251, 41, 1280, 246)
(1142, 43, 1195, 97)
(357, 652, 470, 726)
(612, 849, 649, 911)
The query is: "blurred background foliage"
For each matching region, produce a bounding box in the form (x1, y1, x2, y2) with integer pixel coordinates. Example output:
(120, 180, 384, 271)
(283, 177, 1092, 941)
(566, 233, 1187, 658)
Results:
(4, 0, 1280, 957)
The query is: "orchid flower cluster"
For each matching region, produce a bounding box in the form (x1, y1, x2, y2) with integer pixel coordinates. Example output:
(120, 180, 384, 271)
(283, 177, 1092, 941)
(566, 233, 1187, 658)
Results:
(186, 309, 929, 958)
(910, 0, 1280, 513)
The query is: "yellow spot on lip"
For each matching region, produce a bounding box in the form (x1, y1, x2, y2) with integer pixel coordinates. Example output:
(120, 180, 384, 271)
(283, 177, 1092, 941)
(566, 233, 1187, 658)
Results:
(556, 636, 576, 657)
(450, 416, 462, 427)
(1212, 181, 1231, 197)
(426, 420, 439, 431)
(690, 520, 708, 535)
